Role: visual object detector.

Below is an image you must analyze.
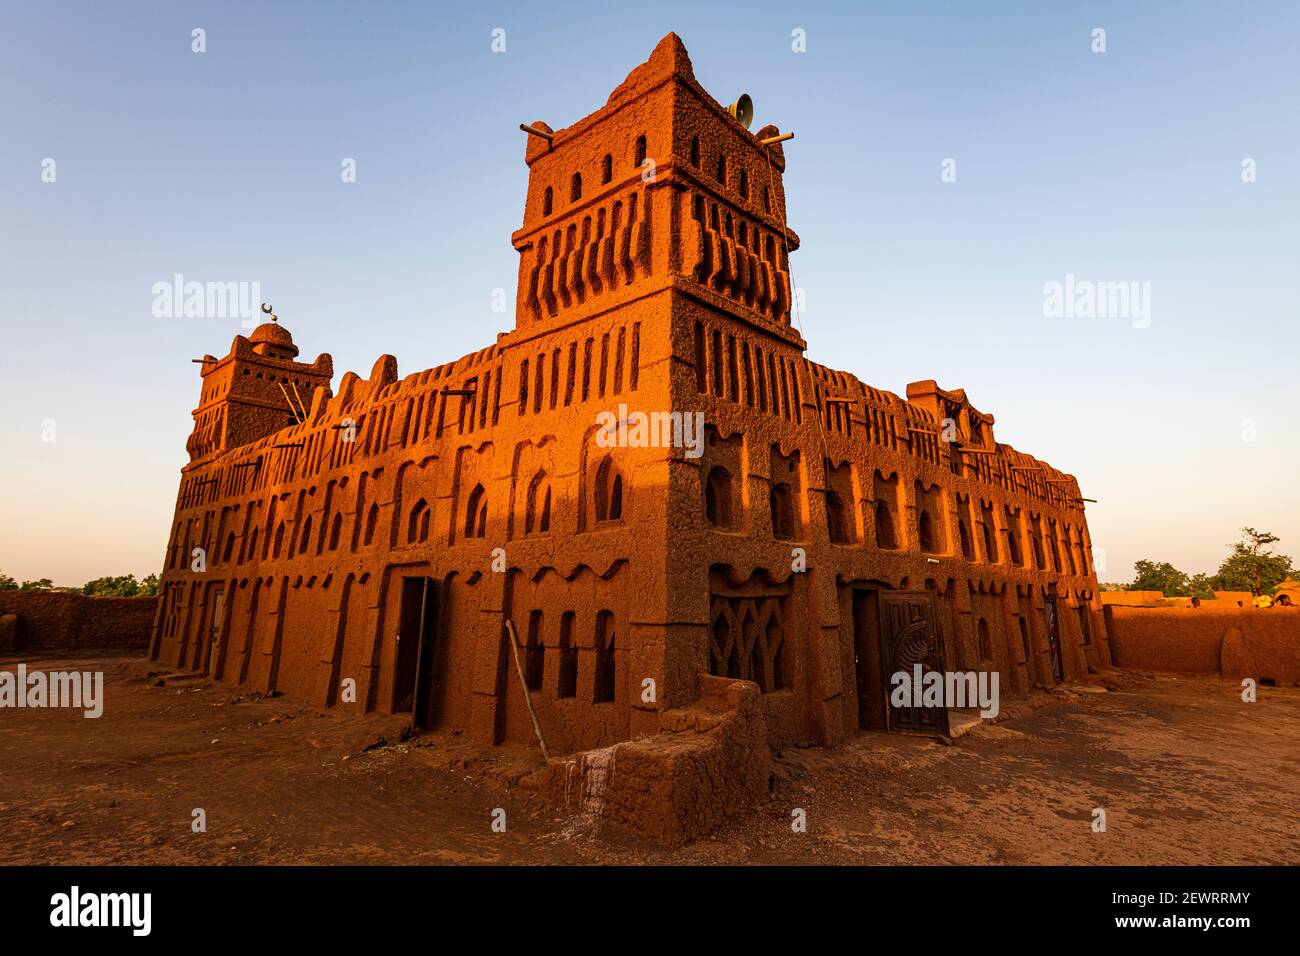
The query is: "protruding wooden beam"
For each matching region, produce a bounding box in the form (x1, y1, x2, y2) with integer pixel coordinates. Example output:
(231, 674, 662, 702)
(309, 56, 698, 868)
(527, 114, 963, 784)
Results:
(761, 132, 794, 146)
(519, 123, 553, 142)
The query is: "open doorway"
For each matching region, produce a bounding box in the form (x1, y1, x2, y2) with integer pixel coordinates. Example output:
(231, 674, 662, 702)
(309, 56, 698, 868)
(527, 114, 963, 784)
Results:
(852, 588, 886, 730)
(205, 584, 225, 676)
(393, 576, 438, 729)
(1043, 596, 1064, 684)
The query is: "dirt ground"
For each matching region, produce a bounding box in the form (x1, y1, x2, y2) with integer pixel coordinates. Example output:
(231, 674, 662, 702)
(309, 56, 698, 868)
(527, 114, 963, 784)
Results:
(1, 652, 1296, 865)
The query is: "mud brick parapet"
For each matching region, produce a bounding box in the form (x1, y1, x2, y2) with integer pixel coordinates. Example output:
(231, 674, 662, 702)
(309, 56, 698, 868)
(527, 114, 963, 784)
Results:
(1106, 605, 1300, 684)
(0, 592, 158, 653)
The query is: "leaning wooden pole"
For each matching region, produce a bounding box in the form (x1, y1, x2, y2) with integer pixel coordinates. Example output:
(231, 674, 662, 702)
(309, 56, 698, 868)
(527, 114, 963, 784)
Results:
(505, 619, 551, 761)
(277, 382, 302, 423)
(290, 380, 310, 421)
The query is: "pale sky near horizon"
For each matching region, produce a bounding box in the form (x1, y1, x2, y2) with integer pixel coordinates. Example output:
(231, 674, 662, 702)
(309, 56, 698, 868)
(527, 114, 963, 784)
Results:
(1, 1, 1296, 586)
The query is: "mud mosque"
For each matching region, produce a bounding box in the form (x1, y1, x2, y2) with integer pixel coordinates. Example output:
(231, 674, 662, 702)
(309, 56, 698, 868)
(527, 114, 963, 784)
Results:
(151, 35, 1110, 834)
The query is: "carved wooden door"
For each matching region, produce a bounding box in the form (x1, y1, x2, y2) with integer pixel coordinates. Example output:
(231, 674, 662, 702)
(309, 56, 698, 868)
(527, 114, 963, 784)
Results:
(879, 591, 951, 735)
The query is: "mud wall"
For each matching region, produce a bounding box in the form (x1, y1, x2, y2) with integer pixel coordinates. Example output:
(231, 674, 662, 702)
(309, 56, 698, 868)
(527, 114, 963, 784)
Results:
(1106, 605, 1300, 683)
(548, 674, 769, 844)
(1100, 590, 1166, 607)
(0, 591, 157, 653)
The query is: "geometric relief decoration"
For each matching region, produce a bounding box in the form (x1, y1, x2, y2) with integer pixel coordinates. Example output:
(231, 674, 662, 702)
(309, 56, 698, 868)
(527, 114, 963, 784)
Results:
(707, 593, 786, 693)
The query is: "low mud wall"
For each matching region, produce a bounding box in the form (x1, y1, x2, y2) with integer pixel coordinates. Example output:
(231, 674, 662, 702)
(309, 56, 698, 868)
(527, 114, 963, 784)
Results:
(1105, 605, 1300, 683)
(547, 674, 769, 844)
(0, 591, 157, 653)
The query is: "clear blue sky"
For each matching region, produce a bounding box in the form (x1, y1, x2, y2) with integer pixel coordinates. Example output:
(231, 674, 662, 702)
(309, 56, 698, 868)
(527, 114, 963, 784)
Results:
(1, 0, 1296, 585)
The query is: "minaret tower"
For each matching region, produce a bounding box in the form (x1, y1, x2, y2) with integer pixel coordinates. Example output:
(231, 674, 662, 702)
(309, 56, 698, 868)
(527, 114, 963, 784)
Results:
(503, 34, 805, 718)
(510, 33, 799, 349)
(186, 307, 333, 461)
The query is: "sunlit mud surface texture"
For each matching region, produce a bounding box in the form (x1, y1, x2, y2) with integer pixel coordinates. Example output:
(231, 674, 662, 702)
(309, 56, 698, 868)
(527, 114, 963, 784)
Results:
(2, 655, 1296, 864)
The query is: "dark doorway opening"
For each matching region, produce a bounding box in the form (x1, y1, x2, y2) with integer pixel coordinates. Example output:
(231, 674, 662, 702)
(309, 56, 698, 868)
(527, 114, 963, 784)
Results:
(1043, 597, 1064, 684)
(205, 584, 225, 675)
(393, 576, 438, 728)
(852, 588, 886, 730)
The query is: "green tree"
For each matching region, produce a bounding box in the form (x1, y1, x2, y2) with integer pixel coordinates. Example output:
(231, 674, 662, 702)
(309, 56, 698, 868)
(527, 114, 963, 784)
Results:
(82, 574, 143, 597)
(1128, 559, 1190, 596)
(19, 578, 54, 591)
(78, 573, 161, 597)
(1214, 528, 1295, 594)
(1186, 572, 1217, 600)
(0, 571, 17, 591)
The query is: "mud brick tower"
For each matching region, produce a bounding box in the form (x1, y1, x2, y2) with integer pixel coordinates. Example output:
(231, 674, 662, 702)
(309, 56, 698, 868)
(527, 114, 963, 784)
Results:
(152, 35, 1111, 798)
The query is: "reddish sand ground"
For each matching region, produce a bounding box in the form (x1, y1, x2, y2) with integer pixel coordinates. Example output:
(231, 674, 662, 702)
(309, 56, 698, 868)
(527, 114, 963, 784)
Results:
(2, 653, 1296, 865)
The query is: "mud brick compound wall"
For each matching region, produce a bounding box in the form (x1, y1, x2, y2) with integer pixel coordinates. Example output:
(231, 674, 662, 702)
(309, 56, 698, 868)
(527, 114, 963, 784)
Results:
(1106, 606, 1300, 684)
(0, 592, 158, 653)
